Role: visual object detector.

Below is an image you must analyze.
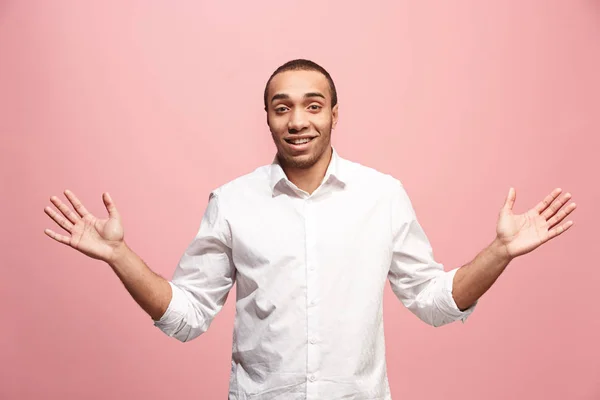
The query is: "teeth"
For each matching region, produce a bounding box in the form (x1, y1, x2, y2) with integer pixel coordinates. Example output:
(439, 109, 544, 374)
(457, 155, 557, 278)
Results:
(290, 138, 311, 145)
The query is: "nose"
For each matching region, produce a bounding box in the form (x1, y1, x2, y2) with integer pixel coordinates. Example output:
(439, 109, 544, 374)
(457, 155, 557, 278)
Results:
(288, 108, 310, 132)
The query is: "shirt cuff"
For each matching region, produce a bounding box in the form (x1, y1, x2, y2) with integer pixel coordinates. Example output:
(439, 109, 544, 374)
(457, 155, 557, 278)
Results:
(440, 267, 478, 323)
(153, 281, 189, 333)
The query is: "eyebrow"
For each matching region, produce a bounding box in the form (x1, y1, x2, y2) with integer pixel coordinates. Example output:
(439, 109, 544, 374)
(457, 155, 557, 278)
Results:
(271, 92, 326, 103)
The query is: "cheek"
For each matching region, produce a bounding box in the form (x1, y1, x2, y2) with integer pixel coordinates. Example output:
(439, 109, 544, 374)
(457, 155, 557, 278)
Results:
(268, 116, 287, 133)
(314, 115, 332, 131)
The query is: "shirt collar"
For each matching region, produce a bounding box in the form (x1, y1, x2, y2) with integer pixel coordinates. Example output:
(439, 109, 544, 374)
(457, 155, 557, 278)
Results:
(269, 147, 347, 194)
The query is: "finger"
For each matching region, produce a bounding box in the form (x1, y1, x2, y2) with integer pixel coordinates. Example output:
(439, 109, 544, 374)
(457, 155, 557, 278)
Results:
(50, 195, 80, 225)
(534, 188, 562, 215)
(547, 202, 577, 229)
(541, 192, 572, 220)
(103, 192, 120, 219)
(44, 228, 71, 245)
(504, 187, 516, 210)
(64, 189, 91, 218)
(44, 205, 74, 233)
(547, 220, 574, 240)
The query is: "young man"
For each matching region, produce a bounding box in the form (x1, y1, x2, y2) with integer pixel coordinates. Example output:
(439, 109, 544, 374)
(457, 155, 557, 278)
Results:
(44, 59, 576, 399)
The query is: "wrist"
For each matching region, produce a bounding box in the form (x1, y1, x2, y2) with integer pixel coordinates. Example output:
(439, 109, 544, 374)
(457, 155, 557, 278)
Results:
(490, 237, 513, 263)
(107, 240, 130, 266)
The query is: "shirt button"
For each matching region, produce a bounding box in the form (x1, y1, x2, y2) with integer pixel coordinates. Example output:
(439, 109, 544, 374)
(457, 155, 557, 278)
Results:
(308, 375, 316, 382)
(309, 300, 316, 306)
(310, 338, 316, 344)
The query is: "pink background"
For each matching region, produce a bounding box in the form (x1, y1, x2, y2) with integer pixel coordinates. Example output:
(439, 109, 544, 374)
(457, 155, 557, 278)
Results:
(1, 1, 599, 399)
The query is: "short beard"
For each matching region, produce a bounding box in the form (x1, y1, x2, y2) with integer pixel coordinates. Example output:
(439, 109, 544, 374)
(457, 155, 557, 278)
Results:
(276, 149, 322, 169)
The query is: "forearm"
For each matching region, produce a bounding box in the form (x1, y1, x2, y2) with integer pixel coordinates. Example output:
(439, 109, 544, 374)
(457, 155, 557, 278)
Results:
(107, 241, 172, 321)
(452, 238, 513, 311)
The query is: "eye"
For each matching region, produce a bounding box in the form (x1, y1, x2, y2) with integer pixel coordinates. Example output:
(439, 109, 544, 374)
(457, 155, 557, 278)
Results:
(308, 105, 322, 111)
(274, 106, 288, 113)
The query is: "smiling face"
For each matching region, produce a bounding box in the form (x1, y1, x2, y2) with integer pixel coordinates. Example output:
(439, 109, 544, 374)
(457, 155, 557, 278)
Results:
(266, 69, 339, 170)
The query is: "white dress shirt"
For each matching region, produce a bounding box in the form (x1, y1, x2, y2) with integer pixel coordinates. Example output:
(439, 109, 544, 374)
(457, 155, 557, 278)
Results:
(154, 148, 477, 399)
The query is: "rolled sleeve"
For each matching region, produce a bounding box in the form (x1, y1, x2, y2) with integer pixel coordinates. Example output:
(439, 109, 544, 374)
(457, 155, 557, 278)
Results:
(438, 267, 478, 324)
(388, 181, 477, 327)
(153, 281, 196, 336)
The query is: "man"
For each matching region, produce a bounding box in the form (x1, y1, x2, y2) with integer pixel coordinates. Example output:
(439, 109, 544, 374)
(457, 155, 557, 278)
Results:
(44, 59, 576, 399)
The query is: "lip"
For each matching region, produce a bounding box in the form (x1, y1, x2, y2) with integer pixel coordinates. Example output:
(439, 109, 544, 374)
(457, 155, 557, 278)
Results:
(284, 136, 316, 152)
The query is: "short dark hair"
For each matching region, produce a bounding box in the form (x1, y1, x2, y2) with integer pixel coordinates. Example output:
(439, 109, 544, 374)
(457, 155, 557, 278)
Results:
(263, 59, 338, 111)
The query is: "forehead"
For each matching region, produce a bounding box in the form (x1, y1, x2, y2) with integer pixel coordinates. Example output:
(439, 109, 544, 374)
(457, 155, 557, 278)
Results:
(268, 70, 330, 101)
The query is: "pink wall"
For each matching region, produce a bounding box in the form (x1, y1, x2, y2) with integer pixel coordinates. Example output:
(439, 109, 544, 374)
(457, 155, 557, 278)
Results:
(1, 1, 599, 399)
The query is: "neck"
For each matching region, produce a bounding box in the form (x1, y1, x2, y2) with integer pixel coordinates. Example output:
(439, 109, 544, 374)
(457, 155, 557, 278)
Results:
(282, 147, 333, 195)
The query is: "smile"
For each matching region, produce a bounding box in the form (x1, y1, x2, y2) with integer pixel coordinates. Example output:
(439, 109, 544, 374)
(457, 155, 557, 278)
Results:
(284, 137, 316, 145)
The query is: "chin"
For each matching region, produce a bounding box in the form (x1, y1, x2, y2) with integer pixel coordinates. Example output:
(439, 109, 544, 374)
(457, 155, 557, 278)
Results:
(278, 150, 320, 169)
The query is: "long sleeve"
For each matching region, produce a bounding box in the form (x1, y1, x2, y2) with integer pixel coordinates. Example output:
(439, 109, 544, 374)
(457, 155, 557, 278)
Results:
(154, 190, 236, 342)
(387, 181, 477, 327)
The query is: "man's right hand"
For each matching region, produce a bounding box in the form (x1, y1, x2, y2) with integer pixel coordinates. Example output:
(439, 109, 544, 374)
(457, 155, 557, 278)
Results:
(44, 190, 125, 263)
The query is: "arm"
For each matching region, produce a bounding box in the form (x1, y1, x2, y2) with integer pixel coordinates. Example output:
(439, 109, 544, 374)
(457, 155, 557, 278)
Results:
(152, 190, 236, 342)
(451, 238, 511, 311)
(108, 242, 172, 321)
(44, 189, 235, 341)
(452, 187, 576, 311)
(44, 190, 172, 320)
(388, 182, 477, 328)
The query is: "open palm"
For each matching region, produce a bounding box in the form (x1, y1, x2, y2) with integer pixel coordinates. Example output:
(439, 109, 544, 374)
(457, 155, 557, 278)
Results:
(44, 190, 124, 262)
(496, 188, 576, 258)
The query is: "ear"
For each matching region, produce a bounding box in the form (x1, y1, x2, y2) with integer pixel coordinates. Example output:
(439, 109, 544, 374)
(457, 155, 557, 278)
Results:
(331, 103, 339, 129)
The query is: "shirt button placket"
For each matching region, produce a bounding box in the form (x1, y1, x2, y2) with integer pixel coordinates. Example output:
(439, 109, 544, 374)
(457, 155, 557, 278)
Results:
(305, 198, 320, 399)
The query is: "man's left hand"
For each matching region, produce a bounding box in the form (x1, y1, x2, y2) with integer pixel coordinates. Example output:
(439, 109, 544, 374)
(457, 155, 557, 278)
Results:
(496, 187, 576, 259)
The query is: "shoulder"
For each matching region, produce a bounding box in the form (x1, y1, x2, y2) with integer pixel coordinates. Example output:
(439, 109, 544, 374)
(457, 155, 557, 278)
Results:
(339, 157, 416, 219)
(340, 156, 404, 194)
(208, 163, 272, 202)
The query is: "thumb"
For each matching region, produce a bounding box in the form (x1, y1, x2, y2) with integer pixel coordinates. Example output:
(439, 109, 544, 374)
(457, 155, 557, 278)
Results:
(103, 192, 120, 219)
(504, 187, 516, 211)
